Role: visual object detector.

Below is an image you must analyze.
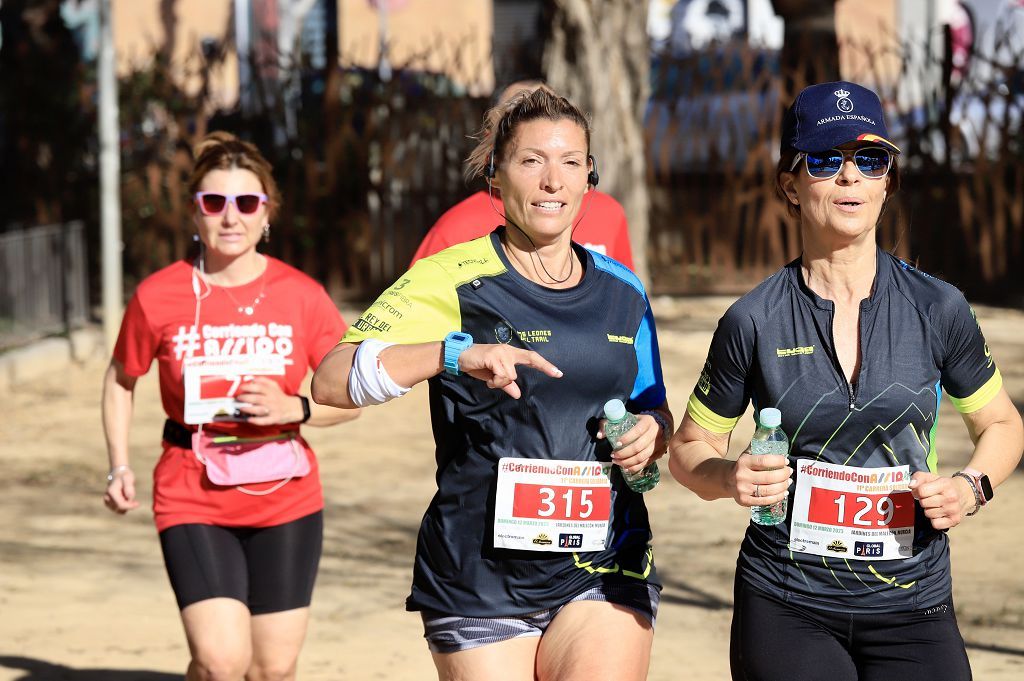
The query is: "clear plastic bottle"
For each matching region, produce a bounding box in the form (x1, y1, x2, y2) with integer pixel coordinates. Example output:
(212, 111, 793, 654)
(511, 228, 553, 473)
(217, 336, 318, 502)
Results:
(749, 407, 789, 525)
(603, 399, 660, 493)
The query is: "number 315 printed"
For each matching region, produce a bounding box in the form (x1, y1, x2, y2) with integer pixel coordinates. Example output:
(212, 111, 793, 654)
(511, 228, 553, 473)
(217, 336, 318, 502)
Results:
(512, 484, 611, 521)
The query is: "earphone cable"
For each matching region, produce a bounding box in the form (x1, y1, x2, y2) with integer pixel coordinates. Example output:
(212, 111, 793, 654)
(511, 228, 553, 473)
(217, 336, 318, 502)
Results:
(486, 181, 591, 285)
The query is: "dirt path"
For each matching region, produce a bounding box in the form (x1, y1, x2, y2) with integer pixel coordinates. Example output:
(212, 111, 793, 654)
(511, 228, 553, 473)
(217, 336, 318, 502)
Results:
(1, 298, 1022, 680)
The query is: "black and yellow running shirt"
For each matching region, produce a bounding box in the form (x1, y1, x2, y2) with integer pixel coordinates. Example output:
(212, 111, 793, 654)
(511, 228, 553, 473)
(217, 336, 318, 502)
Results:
(688, 249, 1001, 613)
(343, 228, 666, 617)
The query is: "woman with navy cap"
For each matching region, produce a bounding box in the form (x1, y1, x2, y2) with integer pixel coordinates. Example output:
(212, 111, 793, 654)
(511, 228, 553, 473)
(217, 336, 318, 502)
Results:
(668, 81, 1022, 680)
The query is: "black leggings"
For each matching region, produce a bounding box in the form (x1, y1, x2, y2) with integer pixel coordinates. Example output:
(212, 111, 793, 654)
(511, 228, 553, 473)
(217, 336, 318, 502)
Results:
(730, 577, 972, 681)
(159, 511, 323, 615)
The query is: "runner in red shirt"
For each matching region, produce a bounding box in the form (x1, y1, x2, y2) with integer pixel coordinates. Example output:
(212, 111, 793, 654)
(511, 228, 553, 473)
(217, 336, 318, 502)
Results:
(102, 132, 359, 680)
(409, 80, 635, 270)
(409, 189, 634, 268)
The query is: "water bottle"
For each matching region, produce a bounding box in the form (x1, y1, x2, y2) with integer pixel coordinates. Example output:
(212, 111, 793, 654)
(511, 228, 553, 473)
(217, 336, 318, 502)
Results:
(603, 399, 660, 493)
(749, 407, 789, 525)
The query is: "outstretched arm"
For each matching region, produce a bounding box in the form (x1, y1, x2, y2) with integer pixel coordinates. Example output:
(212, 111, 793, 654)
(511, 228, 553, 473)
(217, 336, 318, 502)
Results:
(312, 341, 563, 408)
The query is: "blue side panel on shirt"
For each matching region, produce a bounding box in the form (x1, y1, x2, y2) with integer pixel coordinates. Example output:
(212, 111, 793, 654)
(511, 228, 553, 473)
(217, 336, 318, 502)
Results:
(591, 252, 665, 409)
(631, 306, 666, 407)
(591, 251, 644, 296)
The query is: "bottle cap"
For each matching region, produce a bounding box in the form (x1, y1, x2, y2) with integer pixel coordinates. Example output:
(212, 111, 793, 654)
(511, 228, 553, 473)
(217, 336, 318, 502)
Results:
(603, 399, 626, 420)
(758, 407, 782, 428)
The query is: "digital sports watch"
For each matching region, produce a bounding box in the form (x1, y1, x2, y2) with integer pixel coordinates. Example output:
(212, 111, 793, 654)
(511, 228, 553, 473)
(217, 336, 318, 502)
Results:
(443, 332, 474, 376)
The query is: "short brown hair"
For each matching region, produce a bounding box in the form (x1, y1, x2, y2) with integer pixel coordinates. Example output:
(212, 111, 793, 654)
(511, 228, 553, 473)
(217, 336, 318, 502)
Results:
(188, 131, 281, 220)
(465, 86, 592, 182)
(775, 149, 902, 220)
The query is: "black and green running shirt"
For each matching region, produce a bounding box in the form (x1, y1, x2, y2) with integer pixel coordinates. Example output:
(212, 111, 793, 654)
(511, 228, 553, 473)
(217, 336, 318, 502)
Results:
(688, 249, 1001, 613)
(342, 228, 667, 617)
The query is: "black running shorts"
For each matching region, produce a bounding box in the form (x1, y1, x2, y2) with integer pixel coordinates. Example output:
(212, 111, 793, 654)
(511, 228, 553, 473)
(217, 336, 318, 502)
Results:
(159, 511, 323, 615)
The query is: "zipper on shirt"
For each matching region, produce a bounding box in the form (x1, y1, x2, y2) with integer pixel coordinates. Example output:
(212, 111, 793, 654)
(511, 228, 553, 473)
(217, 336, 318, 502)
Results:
(826, 308, 857, 411)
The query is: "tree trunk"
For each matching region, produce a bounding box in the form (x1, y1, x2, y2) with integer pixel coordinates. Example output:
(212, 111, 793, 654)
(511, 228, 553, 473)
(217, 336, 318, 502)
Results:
(541, 0, 652, 284)
(771, 0, 840, 98)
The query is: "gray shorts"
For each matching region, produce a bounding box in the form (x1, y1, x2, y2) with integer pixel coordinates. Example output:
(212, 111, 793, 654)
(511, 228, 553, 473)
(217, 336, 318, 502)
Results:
(421, 581, 660, 654)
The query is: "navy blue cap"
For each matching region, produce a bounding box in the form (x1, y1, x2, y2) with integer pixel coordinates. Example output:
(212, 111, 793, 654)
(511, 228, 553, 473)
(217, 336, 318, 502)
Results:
(781, 80, 900, 155)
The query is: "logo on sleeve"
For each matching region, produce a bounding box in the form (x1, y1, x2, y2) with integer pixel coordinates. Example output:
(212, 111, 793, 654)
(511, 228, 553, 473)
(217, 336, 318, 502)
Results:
(606, 334, 634, 344)
(970, 307, 995, 369)
(374, 301, 403, 319)
(354, 313, 392, 334)
(697, 357, 712, 395)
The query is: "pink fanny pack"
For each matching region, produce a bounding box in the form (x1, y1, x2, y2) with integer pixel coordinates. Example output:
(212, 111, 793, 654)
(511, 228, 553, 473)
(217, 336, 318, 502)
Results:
(192, 427, 310, 496)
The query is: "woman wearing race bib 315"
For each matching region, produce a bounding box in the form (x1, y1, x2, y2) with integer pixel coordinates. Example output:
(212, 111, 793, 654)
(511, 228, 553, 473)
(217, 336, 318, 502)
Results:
(102, 132, 359, 681)
(313, 87, 673, 681)
(668, 81, 1023, 681)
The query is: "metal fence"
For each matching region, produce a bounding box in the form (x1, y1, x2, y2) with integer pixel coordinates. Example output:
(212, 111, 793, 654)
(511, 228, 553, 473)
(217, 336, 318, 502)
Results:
(117, 34, 1020, 304)
(4, 29, 1022, 308)
(114, 51, 489, 299)
(645, 32, 1024, 301)
(0, 222, 89, 349)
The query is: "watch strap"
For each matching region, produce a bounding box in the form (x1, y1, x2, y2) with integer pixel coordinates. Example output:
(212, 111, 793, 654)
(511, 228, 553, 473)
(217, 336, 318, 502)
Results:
(962, 467, 993, 503)
(952, 471, 982, 516)
(443, 332, 473, 376)
(641, 410, 670, 450)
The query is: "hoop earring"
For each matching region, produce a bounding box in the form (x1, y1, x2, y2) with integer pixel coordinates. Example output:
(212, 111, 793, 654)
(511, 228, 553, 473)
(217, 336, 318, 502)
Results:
(263, 224, 270, 243)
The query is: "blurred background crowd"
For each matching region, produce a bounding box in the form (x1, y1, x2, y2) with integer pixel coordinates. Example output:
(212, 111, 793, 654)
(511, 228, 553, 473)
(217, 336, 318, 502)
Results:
(1, 0, 1022, 350)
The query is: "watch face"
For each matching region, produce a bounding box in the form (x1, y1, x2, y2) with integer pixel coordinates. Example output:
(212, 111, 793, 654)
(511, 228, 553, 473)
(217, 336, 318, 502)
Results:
(978, 475, 994, 502)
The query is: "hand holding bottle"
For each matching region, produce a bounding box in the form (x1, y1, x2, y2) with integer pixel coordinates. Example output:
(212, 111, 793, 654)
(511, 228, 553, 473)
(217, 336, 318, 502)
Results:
(731, 453, 792, 506)
(601, 399, 662, 493)
(738, 407, 792, 525)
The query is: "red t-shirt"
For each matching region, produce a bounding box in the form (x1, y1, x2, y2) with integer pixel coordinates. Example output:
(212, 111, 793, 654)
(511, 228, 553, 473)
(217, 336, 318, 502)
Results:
(409, 190, 635, 268)
(113, 257, 346, 531)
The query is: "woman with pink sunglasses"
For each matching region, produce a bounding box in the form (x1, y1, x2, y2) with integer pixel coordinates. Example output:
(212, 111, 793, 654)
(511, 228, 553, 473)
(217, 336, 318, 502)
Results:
(101, 131, 359, 680)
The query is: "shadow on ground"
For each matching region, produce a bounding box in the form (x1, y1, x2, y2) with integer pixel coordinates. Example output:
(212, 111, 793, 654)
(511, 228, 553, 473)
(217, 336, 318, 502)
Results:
(658, 574, 733, 611)
(964, 641, 1024, 658)
(0, 657, 181, 681)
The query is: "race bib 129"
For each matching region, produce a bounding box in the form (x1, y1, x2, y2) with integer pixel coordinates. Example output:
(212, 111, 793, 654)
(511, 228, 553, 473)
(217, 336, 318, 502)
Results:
(790, 460, 915, 561)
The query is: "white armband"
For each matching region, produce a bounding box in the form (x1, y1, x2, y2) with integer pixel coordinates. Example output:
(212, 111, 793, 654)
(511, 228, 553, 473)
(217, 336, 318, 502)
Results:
(347, 339, 412, 406)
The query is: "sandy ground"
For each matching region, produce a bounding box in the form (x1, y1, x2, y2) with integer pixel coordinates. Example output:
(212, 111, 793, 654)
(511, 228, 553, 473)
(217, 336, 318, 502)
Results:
(1, 296, 1022, 681)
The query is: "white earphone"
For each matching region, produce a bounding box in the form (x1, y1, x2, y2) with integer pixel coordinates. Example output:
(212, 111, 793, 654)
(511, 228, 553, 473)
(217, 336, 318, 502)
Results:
(188, 244, 211, 362)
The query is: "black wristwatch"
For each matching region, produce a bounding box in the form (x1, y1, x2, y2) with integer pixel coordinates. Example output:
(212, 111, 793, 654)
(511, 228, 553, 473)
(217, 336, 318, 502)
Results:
(299, 395, 312, 423)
